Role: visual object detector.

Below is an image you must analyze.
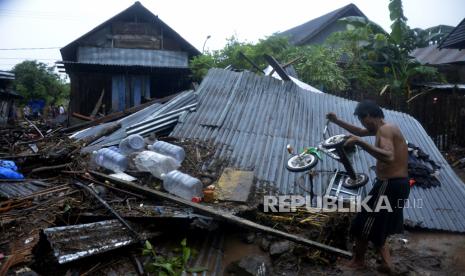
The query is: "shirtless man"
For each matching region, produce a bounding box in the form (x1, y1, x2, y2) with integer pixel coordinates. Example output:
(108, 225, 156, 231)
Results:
(327, 100, 410, 273)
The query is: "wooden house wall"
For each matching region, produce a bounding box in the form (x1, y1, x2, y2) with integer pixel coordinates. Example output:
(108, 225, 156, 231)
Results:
(69, 72, 112, 116)
(409, 89, 465, 150)
(69, 71, 190, 118)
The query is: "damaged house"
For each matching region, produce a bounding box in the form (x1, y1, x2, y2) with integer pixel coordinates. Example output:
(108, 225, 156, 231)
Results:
(58, 1, 200, 124)
(0, 70, 21, 127)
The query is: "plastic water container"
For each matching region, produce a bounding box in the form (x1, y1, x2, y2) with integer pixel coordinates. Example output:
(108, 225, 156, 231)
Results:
(93, 148, 128, 172)
(134, 151, 180, 179)
(119, 134, 145, 154)
(162, 170, 203, 200)
(148, 141, 185, 164)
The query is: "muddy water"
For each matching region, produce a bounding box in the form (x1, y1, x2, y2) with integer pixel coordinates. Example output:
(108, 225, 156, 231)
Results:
(222, 233, 270, 274)
(406, 231, 465, 272)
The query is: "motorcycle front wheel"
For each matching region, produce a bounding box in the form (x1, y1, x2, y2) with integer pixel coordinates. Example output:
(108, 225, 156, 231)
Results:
(286, 153, 318, 172)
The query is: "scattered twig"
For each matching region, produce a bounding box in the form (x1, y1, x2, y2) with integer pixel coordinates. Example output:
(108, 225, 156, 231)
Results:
(24, 118, 44, 138)
(30, 163, 72, 174)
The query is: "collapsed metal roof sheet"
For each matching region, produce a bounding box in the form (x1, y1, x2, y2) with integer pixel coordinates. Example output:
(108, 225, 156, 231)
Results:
(72, 90, 197, 152)
(43, 219, 224, 274)
(0, 180, 50, 199)
(44, 219, 159, 264)
(171, 68, 465, 232)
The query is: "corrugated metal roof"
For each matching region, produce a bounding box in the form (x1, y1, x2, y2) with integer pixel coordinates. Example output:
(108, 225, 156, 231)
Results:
(72, 90, 197, 152)
(44, 219, 160, 264)
(411, 45, 465, 65)
(439, 18, 465, 49)
(171, 68, 465, 232)
(0, 70, 15, 80)
(76, 47, 188, 68)
(0, 180, 50, 199)
(280, 4, 366, 45)
(43, 220, 224, 274)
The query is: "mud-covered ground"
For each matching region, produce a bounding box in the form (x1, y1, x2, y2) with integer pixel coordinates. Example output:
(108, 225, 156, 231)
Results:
(223, 230, 465, 275)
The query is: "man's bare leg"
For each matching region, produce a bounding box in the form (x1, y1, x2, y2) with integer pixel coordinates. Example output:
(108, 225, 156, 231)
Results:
(347, 238, 368, 268)
(377, 243, 392, 273)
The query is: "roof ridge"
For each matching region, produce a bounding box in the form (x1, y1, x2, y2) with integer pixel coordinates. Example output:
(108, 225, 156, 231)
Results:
(281, 3, 367, 45)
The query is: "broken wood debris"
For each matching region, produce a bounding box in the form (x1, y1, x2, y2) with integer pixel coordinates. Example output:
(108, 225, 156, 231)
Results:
(90, 171, 352, 258)
(0, 91, 354, 275)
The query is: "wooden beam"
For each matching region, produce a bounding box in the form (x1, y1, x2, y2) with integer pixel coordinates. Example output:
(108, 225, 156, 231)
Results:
(72, 112, 94, 121)
(264, 54, 291, 81)
(90, 171, 353, 258)
(90, 89, 105, 119)
(268, 56, 303, 76)
(238, 52, 263, 74)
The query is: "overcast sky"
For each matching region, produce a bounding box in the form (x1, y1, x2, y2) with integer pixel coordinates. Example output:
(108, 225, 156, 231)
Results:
(0, 0, 464, 72)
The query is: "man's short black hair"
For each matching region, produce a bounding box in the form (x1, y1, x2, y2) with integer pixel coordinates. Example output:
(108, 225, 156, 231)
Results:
(354, 100, 384, 119)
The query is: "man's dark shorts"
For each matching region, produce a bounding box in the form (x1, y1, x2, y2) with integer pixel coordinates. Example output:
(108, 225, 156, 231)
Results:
(350, 177, 410, 247)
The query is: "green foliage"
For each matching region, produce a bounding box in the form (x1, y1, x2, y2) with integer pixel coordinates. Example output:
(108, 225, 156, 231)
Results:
(327, 0, 442, 101)
(389, 0, 408, 45)
(288, 45, 348, 92)
(411, 25, 454, 47)
(189, 54, 216, 82)
(12, 60, 69, 105)
(326, 19, 388, 94)
(189, 34, 291, 80)
(142, 239, 206, 276)
(189, 0, 444, 103)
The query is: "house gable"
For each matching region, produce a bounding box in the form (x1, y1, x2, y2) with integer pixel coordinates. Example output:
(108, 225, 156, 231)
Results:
(280, 3, 367, 46)
(60, 1, 200, 63)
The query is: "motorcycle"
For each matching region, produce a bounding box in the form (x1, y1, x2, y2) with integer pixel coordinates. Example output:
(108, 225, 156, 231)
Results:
(286, 120, 369, 189)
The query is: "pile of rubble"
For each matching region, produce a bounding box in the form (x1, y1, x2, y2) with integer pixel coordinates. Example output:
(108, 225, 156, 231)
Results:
(0, 91, 352, 275)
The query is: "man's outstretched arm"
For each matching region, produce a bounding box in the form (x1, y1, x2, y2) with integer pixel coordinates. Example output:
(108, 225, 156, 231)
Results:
(326, 113, 372, 137)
